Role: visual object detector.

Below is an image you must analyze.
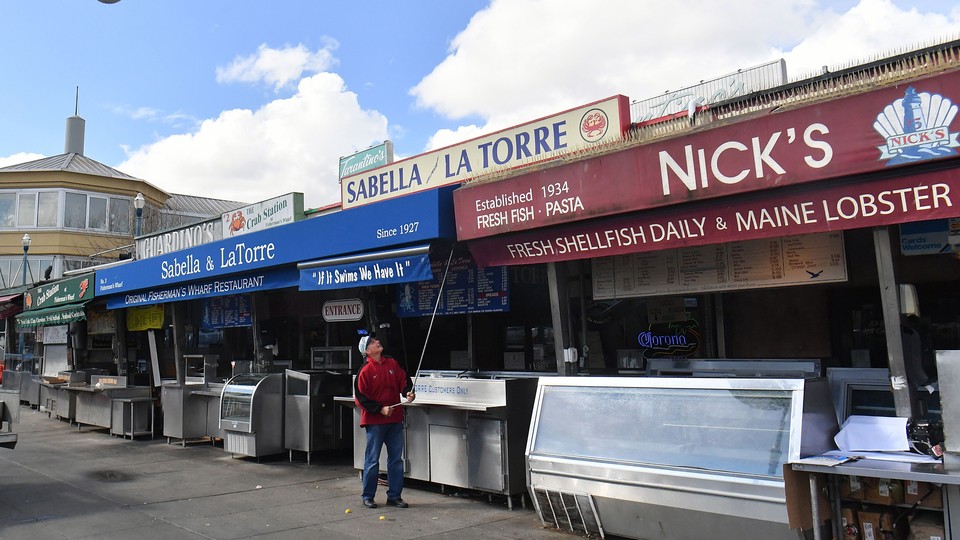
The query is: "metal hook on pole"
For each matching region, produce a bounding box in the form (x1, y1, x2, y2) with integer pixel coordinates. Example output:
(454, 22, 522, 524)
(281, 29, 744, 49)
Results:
(411, 249, 455, 390)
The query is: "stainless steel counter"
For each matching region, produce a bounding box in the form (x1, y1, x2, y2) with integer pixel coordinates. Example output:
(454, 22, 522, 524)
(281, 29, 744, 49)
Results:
(161, 382, 225, 444)
(66, 383, 152, 431)
(791, 458, 960, 539)
(337, 372, 538, 506)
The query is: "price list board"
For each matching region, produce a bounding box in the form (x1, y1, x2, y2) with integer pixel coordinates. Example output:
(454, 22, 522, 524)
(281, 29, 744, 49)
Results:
(593, 232, 846, 299)
(201, 294, 252, 329)
(397, 255, 510, 317)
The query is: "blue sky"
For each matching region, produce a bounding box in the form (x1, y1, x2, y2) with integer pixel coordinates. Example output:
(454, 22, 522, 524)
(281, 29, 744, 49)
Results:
(1, 0, 958, 209)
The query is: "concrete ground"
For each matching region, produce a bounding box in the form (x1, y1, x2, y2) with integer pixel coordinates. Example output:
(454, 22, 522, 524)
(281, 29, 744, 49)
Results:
(0, 405, 574, 540)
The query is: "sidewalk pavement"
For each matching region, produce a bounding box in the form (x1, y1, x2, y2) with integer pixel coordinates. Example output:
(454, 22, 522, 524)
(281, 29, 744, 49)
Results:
(0, 405, 568, 540)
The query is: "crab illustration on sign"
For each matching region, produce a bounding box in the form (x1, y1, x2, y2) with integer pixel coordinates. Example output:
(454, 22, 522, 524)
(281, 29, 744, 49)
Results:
(579, 108, 609, 142)
(227, 211, 246, 236)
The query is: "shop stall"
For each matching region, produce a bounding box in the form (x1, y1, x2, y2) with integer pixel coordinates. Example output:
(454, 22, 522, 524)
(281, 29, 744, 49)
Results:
(219, 372, 284, 458)
(525, 376, 838, 539)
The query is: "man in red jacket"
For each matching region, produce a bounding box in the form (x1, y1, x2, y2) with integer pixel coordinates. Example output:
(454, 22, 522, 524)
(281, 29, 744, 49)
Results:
(354, 335, 415, 509)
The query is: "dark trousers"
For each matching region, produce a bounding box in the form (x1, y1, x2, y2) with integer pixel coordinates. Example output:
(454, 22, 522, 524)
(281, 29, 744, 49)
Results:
(362, 422, 404, 501)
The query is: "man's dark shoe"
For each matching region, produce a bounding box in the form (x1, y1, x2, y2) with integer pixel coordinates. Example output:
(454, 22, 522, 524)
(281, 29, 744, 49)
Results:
(386, 498, 409, 508)
(362, 499, 378, 509)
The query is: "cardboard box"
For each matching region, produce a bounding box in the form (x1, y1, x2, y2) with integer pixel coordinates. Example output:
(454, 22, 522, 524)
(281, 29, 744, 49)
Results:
(858, 510, 895, 540)
(903, 480, 943, 509)
(863, 477, 904, 505)
(840, 475, 866, 500)
(908, 511, 944, 540)
(841, 507, 860, 540)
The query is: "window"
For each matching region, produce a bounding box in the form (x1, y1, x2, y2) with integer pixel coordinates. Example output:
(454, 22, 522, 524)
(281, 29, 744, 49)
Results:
(0, 193, 15, 228)
(0, 260, 11, 288)
(64, 192, 87, 229)
(38, 192, 59, 227)
(110, 197, 131, 234)
(88, 196, 107, 230)
(18, 193, 36, 227)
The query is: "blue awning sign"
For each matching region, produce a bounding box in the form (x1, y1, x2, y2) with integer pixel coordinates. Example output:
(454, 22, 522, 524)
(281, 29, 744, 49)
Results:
(299, 246, 433, 291)
(95, 187, 455, 296)
(106, 267, 298, 309)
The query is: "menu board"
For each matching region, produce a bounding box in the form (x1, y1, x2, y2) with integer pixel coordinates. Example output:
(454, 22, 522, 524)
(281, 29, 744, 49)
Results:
(593, 232, 846, 299)
(201, 294, 252, 329)
(397, 255, 509, 317)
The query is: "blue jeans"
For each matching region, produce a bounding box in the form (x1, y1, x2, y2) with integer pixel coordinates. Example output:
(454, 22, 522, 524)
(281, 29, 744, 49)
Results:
(362, 422, 404, 501)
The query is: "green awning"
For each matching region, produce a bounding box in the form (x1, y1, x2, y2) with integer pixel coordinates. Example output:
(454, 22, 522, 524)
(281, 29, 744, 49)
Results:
(15, 302, 89, 329)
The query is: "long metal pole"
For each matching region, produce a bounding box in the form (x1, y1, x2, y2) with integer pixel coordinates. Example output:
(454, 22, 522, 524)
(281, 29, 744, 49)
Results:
(411, 250, 454, 389)
(18, 245, 27, 356)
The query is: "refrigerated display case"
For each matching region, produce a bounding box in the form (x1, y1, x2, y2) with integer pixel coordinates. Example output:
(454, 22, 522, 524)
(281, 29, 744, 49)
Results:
(525, 376, 839, 540)
(220, 373, 283, 458)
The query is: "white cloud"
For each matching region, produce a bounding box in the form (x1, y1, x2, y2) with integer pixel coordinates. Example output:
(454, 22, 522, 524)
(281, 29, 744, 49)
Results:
(780, 0, 960, 77)
(0, 152, 45, 167)
(411, 0, 960, 144)
(216, 41, 339, 91)
(424, 125, 485, 152)
(113, 1, 960, 210)
(113, 105, 159, 121)
(117, 72, 387, 208)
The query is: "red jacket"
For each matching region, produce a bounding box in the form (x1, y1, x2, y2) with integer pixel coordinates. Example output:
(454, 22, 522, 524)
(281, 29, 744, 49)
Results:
(354, 355, 412, 427)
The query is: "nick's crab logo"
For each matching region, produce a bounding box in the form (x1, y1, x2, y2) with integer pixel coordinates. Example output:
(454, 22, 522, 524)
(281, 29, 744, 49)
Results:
(874, 86, 959, 165)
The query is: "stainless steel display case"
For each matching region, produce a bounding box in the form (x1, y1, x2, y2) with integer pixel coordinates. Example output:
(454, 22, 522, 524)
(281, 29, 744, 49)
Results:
(525, 377, 839, 539)
(284, 369, 352, 463)
(220, 373, 283, 457)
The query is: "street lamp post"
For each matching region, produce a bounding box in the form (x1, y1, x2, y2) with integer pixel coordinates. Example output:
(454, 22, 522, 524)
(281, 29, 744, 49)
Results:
(134, 192, 145, 238)
(19, 233, 30, 356)
(21, 233, 30, 287)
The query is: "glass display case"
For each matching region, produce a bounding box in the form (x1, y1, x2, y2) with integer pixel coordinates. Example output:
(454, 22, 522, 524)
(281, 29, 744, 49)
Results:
(220, 373, 283, 457)
(526, 376, 839, 540)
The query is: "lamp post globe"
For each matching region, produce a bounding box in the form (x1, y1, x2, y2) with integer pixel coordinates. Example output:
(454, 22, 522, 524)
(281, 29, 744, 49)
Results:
(133, 192, 145, 237)
(21, 234, 31, 286)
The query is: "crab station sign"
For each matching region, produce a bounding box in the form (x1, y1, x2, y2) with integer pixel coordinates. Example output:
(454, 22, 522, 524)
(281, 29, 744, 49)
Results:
(454, 70, 960, 242)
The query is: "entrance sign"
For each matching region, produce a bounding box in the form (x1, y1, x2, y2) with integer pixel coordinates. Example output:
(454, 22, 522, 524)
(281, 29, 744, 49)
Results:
(322, 299, 364, 322)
